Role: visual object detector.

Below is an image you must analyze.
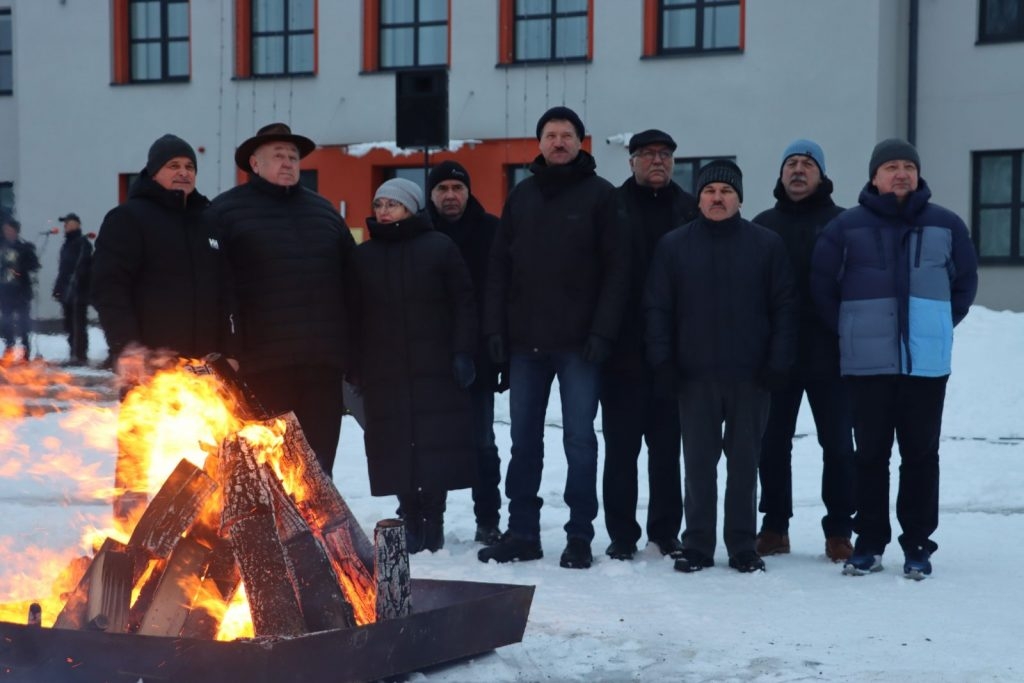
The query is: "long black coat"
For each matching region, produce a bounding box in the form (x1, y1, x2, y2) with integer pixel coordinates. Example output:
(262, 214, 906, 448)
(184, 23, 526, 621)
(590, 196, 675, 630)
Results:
(351, 212, 477, 496)
(753, 179, 845, 380)
(91, 172, 221, 358)
(53, 230, 92, 305)
(0, 237, 40, 303)
(208, 175, 355, 374)
(484, 151, 629, 351)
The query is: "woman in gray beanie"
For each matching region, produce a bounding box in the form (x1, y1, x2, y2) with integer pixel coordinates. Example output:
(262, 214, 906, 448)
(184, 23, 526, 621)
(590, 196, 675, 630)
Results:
(349, 178, 479, 553)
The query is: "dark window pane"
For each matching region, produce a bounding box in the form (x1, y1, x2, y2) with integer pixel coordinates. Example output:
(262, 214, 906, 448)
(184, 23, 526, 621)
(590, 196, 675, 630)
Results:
(559, 0, 588, 12)
(131, 42, 161, 80)
(555, 16, 587, 58)
(168, 40, 189, 77)
(979, 208, 1012, 257)
(0, 15, 11, 51)
(517, 0, 552, 14)
(420, 0, 448, 23)
(254, 35, 285, 74)
(985, 0, 1021, 36)
(0, 55, 11, 92)
(167, 3, 189, 38)
(705, 5, 740, 48)
(289, 0, 315, 31)
(253, 0, 285, 32)
(381, 27, 415, 67)
(381, 0, 415, 24)
(392, 168, 426, 192)
(663, 8, 697, 49)
(131, 2, 161, 39)
(418, 25, 448, 65)
(516, 18, 551, 59)
(288, 33, 314, 72)
(980, 155, 1014, 204)
(299, 169, 318, 192)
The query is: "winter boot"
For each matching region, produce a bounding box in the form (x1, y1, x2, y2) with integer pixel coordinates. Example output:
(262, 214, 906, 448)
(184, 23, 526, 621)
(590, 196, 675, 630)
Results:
(559, 537, 593, 569)
(478, 534, 543, 564)
(422, 517, 445, 552)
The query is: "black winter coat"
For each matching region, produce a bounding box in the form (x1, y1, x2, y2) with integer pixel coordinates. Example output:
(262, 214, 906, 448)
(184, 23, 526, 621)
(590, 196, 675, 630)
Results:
(484, 151, 629, 351)
(428, 195, 503, 390)
(53, 230, 92, 305)
(91, 172, 221, 359)
(608, 177, 698, 375)
(753, 179, 845, 380)
(0, 237, 40, 303)
(645, 214, 798, 381)
(351, 212, 477, 496)
(209, 175, 355, 374)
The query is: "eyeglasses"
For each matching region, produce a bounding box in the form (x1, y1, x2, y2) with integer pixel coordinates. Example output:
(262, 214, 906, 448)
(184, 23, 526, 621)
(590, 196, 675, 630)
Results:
(372, 199, 404, 211)
(633, 149, 674, 162)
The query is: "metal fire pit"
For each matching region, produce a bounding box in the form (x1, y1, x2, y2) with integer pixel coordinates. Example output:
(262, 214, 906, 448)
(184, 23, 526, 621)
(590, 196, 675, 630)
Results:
(0, 578, 534, 682)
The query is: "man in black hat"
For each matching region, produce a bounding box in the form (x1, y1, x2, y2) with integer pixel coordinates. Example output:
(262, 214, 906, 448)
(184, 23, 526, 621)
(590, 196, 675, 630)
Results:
(52, 212, 92, 365)
(208, 123, 356, 478)
(0, 217, 41, 360)
(645, 159, 797, 574)
(426, 160, 505, 546)
(480, 106, 629, 569)
(601, 130, 697, 562)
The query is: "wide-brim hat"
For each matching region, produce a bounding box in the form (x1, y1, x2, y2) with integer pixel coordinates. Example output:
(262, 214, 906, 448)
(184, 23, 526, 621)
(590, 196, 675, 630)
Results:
(234, 122, 316, 173)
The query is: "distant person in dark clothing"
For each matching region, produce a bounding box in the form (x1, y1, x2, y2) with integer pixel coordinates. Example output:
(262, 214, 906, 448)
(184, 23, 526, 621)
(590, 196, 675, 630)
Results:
(753, 140, 855, 563)
(209, 123, 356, 477)
(93, 134, 222, 363)
(52, 212, 92, 365)
(601, 129, 698, 562)
(426, 160, 506, 547)
(0, 218, 41, 360)
(351, 178, 478, 553)
(480, 106, 629, 570)
(646, 160, 797, 575)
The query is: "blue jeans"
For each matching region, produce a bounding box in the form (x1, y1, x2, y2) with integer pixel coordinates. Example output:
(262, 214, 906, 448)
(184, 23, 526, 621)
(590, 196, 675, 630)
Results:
(505, 350, 601, 542)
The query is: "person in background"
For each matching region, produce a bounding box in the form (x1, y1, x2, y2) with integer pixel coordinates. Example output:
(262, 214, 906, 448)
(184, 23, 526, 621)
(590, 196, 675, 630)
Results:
(350, 177, 478, 553)
(426, 160, 506, 547)
(52, 212, 92, 366)
(601, 129, 698, 561)
(811, 139, 978, 579)
(753, 139, 855, 563)
(0, 217, 41, 361)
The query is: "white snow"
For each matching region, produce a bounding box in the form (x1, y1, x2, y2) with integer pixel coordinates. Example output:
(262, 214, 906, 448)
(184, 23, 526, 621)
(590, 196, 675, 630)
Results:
(3, 308, 1023, 682)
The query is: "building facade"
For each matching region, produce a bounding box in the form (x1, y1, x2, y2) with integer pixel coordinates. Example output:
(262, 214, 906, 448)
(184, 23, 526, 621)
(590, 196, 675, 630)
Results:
(1, 0, 1021, 318)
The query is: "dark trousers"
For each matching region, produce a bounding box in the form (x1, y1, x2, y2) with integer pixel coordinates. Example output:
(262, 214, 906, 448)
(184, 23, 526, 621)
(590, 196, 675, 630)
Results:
(244, 365, 346, 477)
(0, 296, 31, 354)
(846, 374, 948, 555)
(396, 488, 447, 522)
(678, 379, 770, 557)
(600, 370, 682, 545)
(758, 377, 855, 538)
(61, 301, 88, 361)
(505, 350, 601, 541)
(469, 383, 502, 527)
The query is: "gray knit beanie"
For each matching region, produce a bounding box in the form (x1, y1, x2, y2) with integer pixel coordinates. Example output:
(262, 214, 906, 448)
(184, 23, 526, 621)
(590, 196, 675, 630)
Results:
(869, 138, 920, 178)
(374, 178, 424, 213)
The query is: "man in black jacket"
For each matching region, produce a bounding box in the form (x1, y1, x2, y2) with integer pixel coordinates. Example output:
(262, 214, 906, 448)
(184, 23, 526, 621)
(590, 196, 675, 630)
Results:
(602, 130, 697, 561)
(0, 218, 40, 360)
(480, 106, 629, 569)
(753, 140, 855, 563)
(645, 160, 797, 574)
(427, 160, 505, 546)
(209, 123, 356, 477)
(52, 212, 92, 365)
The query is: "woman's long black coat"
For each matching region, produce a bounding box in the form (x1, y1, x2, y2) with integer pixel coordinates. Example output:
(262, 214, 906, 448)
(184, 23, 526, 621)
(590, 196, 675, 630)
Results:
(350, 212, 478, 496)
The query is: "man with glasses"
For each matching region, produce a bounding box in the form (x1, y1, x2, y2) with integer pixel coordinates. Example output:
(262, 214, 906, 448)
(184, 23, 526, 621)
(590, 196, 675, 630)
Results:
(602, 130, 697, 561)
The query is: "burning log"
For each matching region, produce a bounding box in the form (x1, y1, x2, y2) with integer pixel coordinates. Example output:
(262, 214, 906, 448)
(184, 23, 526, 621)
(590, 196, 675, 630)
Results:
(219, 432, 305, 637)
(136, 537, 210, 637)
(374, 520, 411, 621)
(53, 538, 132, 633)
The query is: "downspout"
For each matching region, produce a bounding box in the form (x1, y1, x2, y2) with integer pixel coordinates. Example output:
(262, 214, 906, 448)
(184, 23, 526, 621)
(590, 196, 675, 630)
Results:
(907, 0, 919, 144)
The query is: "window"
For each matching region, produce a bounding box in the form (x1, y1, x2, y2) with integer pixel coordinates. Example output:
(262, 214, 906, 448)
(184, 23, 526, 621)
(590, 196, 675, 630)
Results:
(499, 0, 590, 64)
(127, 0, 190, 81)
(0, 182, 13, 217)
(119, 173, 141, 203)
(673, 156, 735, 195)
(979, 0, 1024, 43)
(973, 150, 1024, 262)
(236, 0, 316, 78)
(378, 0, 448, 69)
(0, 9, 12, 95)
(506, 163, 533, 193)
(643, 0, 743, 56)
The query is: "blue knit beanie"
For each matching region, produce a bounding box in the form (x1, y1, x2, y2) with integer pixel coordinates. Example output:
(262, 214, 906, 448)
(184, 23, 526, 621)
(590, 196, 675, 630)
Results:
(780, 139, 826, 176)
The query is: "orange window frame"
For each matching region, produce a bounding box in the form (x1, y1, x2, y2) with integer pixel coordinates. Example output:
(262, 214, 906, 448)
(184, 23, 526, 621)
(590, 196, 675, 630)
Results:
(235, 0, 319, 78)
(498, 0, 594, 65)
(362, 0, 452, 72)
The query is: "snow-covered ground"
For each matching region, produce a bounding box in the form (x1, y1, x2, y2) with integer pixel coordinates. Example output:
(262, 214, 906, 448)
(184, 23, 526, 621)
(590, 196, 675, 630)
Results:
(2, 308, 1023, 682)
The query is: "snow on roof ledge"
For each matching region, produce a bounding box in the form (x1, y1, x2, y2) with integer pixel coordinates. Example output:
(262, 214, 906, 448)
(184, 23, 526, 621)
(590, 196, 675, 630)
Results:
(343, 139, 483, 157)
(606, 133, 633, 148)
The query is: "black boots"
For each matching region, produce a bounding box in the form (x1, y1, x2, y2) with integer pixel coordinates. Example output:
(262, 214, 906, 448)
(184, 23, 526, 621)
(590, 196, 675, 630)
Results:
(397, 489, 447, 554)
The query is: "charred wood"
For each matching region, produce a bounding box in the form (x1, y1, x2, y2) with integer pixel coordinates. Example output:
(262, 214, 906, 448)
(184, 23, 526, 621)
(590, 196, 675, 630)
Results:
(374, 519, 411, 621)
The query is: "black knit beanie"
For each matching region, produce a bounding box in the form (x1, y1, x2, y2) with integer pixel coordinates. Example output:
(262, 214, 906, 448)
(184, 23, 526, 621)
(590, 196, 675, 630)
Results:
(427, 160, 472, 195)
(146, 134, 197, 176)
(535, 106, 585, 140)
(696, 160, 743, 202)
(869, 138, 920, 179)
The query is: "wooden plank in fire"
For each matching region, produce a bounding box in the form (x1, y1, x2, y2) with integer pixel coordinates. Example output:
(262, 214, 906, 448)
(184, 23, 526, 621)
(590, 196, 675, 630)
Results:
(53, 538, 132, 632)
(127, 458, 218, 567)
(136, 536, 210, 637)
(220, 433, 306, 637)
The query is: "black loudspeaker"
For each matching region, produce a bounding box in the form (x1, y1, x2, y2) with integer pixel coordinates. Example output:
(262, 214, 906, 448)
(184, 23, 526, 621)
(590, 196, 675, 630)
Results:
(396, 69, 449, 149)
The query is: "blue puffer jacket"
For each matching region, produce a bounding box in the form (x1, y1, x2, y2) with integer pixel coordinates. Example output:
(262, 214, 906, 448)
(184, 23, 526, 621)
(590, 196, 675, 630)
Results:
(810, 179, 978, 377)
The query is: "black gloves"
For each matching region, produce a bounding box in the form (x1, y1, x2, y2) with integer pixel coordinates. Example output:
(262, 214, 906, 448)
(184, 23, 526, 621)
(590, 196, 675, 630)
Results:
(487, 335, 507, 364)
(453, 352, 477, 389)
(582, 334, 612, 365)
(757, 367, 789, 393)
(652, 362, 679, 399)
